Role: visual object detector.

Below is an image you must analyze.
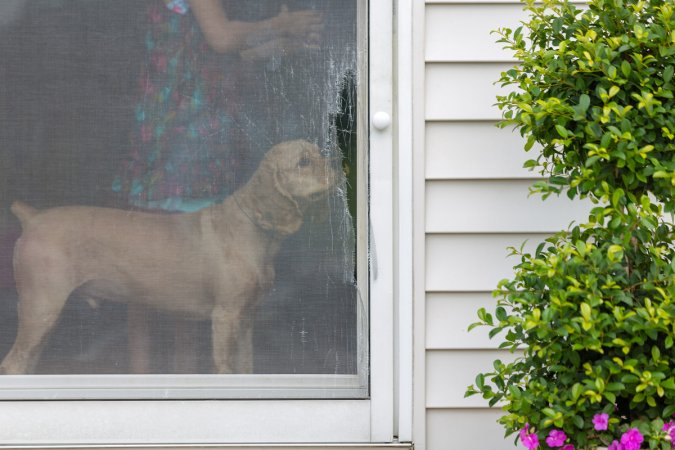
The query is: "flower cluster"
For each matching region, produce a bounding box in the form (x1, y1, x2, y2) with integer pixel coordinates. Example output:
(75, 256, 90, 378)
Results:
(664, 422, 675, 444)
(518, 413, 675, 450)
(609, 428, 644, 450)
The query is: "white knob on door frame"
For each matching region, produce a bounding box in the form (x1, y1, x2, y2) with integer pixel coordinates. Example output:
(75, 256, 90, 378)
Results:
(372, 111, 391, 130)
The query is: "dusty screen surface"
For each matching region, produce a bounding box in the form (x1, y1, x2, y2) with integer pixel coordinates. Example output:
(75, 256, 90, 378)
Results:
(0, 0, 359, 377)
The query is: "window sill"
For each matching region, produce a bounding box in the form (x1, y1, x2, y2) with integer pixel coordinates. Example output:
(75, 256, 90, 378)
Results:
(0, 400, 373, 445)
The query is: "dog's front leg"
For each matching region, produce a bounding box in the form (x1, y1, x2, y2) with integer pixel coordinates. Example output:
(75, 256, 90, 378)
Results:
(211, 305, 253, 374)
(232, 313, 254, 373)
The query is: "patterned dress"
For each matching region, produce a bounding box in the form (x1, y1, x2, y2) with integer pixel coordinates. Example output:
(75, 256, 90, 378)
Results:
(114, 0, 247, 212)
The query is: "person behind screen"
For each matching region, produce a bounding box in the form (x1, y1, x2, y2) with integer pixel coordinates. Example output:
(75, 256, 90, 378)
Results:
(113, 0, 323, 373)
(114, 0, 322, 211)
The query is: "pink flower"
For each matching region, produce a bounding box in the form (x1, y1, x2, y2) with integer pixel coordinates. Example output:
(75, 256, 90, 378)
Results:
(545, 430, 567, 447)
(608, 440, 623, 450)
(592, 413, 609, 431)
(520, 424, 540, 450)
(560, 445, 575, 450)
(664, 421, 675, 443)
(620, 428, 643, 450)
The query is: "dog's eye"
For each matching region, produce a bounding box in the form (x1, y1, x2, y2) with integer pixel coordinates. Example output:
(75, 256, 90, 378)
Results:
(298, 155, 311, 168)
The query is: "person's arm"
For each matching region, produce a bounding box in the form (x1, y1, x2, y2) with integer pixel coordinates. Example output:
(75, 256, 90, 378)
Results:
(188, 0, 323, 55)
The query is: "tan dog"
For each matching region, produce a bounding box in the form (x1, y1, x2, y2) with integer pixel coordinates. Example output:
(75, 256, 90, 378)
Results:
(0, 140, 338, 374)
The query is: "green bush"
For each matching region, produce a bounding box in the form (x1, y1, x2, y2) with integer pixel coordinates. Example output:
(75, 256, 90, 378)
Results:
(466, 0, 675, 449)
(494, 0, 675, 209)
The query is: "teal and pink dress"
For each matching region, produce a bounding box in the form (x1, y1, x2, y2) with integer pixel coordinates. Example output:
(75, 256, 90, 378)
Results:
(114, 0, 248, 212)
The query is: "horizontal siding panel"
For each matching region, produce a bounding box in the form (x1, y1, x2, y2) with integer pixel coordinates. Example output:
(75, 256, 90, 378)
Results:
(426, 0, 530, 3)
(426, 234, 545, 291)
(427, 350, 520, 408)
(426, 293, 502, 349)
(426, 0, 586, 3)
(425, 122, 534, 179)
(427, 0, 525, 3)
(426, 63, 514, 120)
(426, 180, 590, 233)
(427, 409, 513, 450)
(426, 4, 523, 62)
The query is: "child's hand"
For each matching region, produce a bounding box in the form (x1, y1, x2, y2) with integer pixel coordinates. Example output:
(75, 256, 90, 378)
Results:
(240, 36, 318, 63)
(272, 5, 324, 42)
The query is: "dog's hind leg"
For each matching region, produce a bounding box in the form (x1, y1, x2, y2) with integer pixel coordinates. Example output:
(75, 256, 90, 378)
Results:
(0, 291, 69, 374)
(0, 237, 73, 374)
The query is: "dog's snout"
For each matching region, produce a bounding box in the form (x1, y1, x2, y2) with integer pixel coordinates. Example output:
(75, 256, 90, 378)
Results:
(320, 153, 343, 171)
(323, 157, 343, 184)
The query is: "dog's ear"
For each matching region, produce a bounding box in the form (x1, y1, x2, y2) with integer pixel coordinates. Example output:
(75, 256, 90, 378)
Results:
(259, 167, 304, 235)
(253, 208, 303, 235)
(238, 158, 304, 236)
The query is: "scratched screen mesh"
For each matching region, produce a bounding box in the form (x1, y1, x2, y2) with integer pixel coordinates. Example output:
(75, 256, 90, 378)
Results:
(0, 0, 359, 378)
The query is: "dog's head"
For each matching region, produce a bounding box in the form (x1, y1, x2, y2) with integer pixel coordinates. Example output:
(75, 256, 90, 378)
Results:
(240, 140, 341, 236)
(265, 140, 339, 203)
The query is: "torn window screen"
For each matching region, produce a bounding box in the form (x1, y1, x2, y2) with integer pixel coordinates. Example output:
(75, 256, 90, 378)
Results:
(0, 0, 360, 379)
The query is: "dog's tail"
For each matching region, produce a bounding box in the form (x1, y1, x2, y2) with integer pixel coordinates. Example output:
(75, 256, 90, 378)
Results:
(11, 201, 38, 227)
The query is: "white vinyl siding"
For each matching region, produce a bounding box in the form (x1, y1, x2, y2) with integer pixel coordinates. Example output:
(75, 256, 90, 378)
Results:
(425, 4, 527, 62)
(417, 1, 586, 449)
(426, 180, 589, 233)
(425, 233, 542, 292)
(426, 293, 497, 349)
(425, 63, 510, 120)
(426, 409, 514, 449)
(425, 122, 535, 180)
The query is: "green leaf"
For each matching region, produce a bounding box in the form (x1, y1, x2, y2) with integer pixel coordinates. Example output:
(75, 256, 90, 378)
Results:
(607, 245, 624, 262)
(476, 373, 485, 390)
(665, 65, 674, 83)
(652, 346, 661, 360)
(495, 307, 508, 321)
(542, 407, 557, 418)
(585, 155, 601, 167)
(571, 383, 583, 400)
(606, 382, 625, 391)
(601, 133, 612, 148)
(489, 327, 504, 339)
(580, 303, 592, 320)
(524, 136, 536, 152)
(555, 124, 569, 138)
(612, 189, 624, 207)
(523, 159, 538, 169)
(572, 415, 584, 429)
(595, 378, 605, 392)
(576, 240, 587, 257)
